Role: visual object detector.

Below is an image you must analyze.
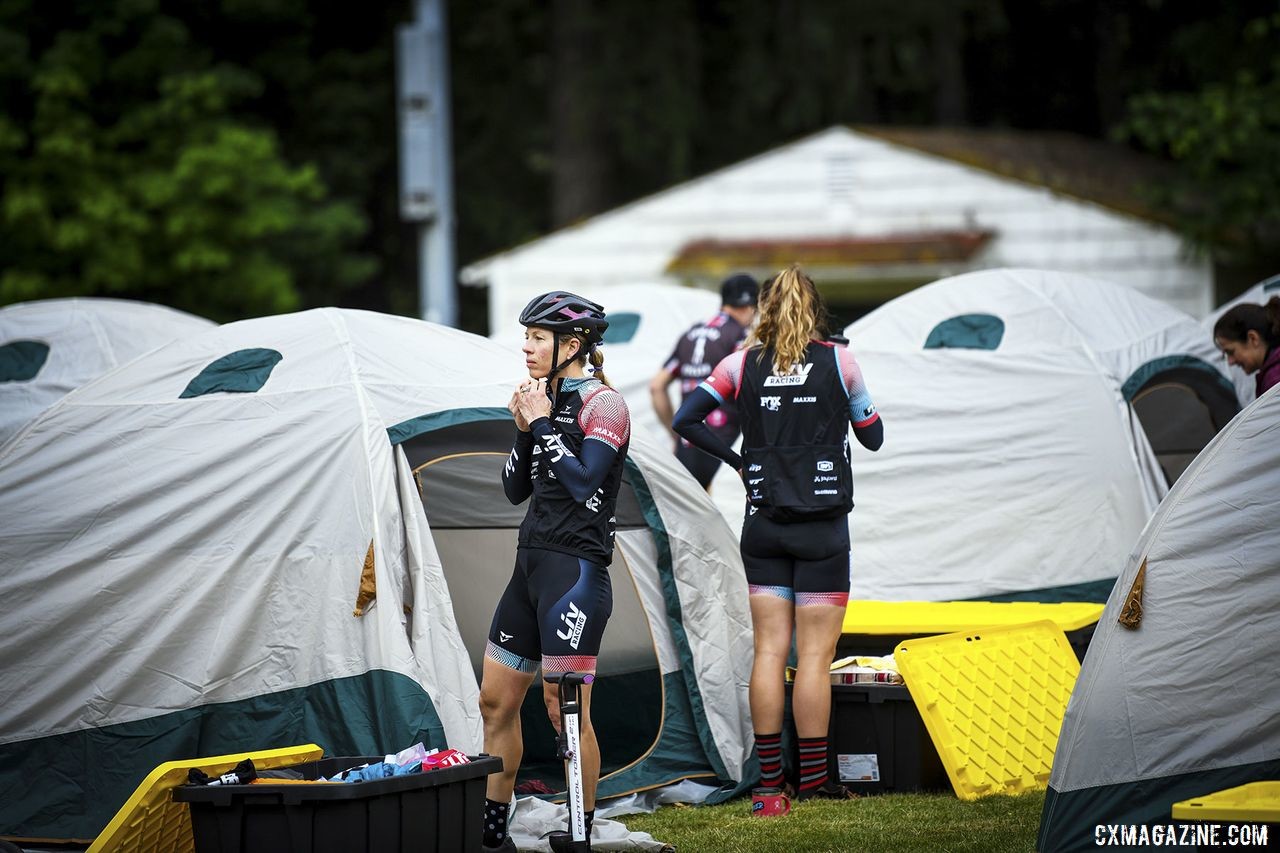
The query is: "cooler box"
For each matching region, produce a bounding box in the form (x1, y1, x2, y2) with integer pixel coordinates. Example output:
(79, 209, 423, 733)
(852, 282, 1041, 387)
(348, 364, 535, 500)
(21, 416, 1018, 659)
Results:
(172, 754, 502, 853)
(837, 600, 1103, 662)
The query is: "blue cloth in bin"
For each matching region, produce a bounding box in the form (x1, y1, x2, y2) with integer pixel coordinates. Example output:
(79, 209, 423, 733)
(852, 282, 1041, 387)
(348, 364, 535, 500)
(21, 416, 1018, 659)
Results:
(329, 760, 424, 782)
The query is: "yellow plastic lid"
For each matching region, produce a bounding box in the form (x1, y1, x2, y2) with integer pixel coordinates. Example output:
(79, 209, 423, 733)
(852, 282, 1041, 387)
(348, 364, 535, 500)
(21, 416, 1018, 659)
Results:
(894, 620, 1080, 800)
(1172, 781, 1280, 822)
(842, 599, 1104, 635)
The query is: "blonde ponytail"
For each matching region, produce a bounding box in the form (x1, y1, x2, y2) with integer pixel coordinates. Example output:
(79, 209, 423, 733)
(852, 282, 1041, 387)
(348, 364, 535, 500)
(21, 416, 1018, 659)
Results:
(558, 332, 613, 387)
(746, 264, 829, 375)
(588, 347, 612, 387)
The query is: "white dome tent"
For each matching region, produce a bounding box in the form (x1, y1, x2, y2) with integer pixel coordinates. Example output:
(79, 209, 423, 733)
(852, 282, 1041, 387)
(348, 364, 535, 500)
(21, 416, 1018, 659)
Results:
(0, 309, 752, 844)
(839, 269, 1238, 602)
(0, 297, 214, 445)
(1204, 273, 1280, 328)
(1038, 384, 1280, 852)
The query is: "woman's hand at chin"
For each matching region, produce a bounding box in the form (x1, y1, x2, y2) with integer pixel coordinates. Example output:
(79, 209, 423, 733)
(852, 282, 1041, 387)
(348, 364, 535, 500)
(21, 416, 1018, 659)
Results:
(509, 386, 531, 431)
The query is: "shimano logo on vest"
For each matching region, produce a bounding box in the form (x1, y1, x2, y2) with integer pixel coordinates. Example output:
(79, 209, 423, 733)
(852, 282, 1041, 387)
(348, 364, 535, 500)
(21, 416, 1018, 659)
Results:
(556, 601, 588, 649)
(763, 363, 813, 386)
(760, 395, 782, 411)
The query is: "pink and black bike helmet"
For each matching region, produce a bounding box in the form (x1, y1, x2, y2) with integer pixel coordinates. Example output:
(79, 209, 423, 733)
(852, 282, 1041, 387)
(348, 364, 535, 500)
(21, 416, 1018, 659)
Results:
(518, 291, 609, 346)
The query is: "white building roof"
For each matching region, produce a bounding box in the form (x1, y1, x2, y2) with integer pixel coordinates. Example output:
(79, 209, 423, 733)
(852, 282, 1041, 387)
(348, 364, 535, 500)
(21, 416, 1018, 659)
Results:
(464, 126, 1212, 333)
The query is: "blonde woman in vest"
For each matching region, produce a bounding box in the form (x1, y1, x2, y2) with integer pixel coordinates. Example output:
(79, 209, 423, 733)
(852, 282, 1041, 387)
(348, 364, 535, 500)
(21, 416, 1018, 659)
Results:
(674, 265, 883, 802)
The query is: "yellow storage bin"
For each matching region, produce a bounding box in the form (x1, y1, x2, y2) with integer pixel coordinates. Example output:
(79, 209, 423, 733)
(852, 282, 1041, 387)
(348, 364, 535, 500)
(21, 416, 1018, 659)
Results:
(894, 620, 1079, 800)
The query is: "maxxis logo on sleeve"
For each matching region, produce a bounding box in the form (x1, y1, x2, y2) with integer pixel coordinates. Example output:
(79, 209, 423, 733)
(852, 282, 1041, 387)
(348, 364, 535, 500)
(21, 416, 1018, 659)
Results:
(590, 426, 623, 445)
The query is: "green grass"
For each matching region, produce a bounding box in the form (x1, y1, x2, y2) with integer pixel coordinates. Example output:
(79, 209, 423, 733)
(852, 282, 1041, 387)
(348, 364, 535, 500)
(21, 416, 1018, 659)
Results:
(623, 789, 1046, 853)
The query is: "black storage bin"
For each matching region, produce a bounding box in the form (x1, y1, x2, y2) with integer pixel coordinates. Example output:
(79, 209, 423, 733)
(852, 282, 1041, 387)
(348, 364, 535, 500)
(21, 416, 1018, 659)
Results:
(172, 754, 502, 853)
(790, 684, 947, 794)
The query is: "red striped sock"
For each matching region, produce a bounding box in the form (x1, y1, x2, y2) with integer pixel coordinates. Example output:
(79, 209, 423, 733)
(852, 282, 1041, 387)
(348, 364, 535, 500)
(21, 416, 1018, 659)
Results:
(797, 736, 829, 793)
(755, 732, 784, 789)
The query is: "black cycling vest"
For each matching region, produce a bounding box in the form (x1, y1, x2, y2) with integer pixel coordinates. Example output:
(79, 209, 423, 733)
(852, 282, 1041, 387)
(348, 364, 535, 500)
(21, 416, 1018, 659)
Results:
(736, 341, 854, 522)
(518, 378, 629, 565)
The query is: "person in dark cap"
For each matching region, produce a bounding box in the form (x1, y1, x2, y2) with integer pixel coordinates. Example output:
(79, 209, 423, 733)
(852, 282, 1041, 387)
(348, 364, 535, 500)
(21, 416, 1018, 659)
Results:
(649, 273, 759, 489)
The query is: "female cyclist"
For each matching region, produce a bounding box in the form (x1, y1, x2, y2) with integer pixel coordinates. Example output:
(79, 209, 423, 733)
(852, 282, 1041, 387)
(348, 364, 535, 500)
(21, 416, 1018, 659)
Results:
(673, 265, 883, 802)
(480, 291, 630, 852)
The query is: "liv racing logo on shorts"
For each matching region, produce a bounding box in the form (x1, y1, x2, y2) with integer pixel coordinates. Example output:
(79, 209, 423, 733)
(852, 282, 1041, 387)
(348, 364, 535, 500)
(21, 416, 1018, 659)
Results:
(556, 601, 588, 650)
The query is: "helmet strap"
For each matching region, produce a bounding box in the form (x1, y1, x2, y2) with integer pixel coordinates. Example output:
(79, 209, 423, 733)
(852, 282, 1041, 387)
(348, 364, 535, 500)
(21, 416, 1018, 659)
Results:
(545, 336, 584, 401)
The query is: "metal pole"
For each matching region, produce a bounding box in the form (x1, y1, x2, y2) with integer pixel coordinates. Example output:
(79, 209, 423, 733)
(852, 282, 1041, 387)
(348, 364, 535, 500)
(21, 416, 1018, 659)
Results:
(419, 0, 456, 326)
(397, 0, 457, 326)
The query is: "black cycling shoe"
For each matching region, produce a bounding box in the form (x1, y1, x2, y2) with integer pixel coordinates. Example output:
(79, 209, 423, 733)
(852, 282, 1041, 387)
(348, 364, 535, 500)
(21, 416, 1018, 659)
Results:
(797, 782, 857, 801)
(482, 836, 517, 852)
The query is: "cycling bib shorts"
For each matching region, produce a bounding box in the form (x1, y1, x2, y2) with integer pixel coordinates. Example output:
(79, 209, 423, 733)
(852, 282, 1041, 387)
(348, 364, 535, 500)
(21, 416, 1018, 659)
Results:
(486, 546, 613, 676)
(740, 510, 851, 607)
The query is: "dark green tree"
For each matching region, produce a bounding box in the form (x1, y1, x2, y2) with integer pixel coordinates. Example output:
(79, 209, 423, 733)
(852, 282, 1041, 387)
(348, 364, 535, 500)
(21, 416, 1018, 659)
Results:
(0, 1, 375, 321)
(1122, 10, 1280, 274)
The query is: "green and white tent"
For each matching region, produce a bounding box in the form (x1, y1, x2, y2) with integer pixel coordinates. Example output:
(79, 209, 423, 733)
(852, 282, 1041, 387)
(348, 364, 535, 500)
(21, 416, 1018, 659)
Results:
(0, 297, 214, 446)
(0, 308, 752, 843)
(1038, 383, 1280, 852)
(839, 269, 1239, 603)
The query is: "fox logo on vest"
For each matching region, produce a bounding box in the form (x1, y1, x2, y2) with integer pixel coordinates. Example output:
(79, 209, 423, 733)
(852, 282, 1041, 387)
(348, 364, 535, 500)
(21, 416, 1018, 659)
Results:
(763, 362, 813, 387)
(760, 395, 782, 411)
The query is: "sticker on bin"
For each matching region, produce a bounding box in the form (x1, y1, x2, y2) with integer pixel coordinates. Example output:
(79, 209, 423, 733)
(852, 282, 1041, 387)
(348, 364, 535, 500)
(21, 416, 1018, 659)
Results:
(839, 753, 880, 782)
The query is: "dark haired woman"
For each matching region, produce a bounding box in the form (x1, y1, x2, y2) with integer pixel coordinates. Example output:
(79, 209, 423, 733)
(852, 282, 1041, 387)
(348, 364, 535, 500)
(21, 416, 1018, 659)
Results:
(480, 292, 630, 852)
(674, 265, 883, 802)
(1213, 296, 1280, 399)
